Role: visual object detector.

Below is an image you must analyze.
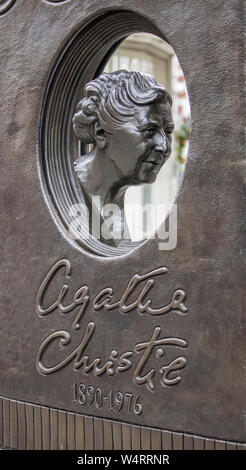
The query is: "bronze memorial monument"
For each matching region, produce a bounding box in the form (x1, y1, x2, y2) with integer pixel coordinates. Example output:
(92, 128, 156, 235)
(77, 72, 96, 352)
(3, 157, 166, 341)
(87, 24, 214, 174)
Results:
(0, 0, 245, 450)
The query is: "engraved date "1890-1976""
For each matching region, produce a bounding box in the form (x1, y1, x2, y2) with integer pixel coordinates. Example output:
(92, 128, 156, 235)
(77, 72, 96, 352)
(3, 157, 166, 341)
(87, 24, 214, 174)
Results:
(73, 382, 143, 415)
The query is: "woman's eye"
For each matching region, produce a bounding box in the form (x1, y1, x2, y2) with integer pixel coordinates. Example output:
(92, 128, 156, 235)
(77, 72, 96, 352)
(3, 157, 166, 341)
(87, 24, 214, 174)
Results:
(145, 127, 155, 137)
(165, 126, 174, 135)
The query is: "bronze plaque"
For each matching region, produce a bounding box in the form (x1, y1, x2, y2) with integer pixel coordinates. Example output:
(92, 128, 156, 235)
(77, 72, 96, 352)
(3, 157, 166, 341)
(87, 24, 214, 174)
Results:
(0, 0, 245, 449)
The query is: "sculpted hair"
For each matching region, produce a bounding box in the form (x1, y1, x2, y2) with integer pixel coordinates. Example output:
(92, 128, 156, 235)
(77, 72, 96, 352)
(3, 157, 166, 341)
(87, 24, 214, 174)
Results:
(72, 70, 172, 144)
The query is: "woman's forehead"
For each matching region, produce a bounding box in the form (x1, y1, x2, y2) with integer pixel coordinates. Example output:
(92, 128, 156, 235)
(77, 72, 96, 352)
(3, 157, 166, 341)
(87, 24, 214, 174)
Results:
(134, 101, 173, 126)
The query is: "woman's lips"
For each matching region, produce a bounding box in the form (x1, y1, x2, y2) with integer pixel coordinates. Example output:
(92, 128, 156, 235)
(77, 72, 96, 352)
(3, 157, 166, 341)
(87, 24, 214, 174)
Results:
(142, 153, 166, 167)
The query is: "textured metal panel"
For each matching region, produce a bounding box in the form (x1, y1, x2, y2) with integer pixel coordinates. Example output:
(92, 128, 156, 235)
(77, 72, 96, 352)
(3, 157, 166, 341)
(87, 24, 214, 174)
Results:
(194, 436, 205, 450)
(173, 432, 183, 450)
(184, 434, 193, 450)
(3, 398, 10, 448)
(67, 413, 75, 450)
(94, 417, 103, 450)
(204, 438, 214, 450)
(0, 396, 245, 450)
(226, 442, 237, 450)
(215, 440, 226, 450)
(84, 416, 94, 450)
(141, 426, 151, 450)
(237, 444, 246, 450)
(58, 410, 67, 450)
(50, 409, 58, 450)
(122, 423, 131, 450)
(0, 398, 2, 448)
(103, 420, 113, 450)
(41, 406, 50, 451)
(112, 422, 122, 450)
(75, 414, 84, 450)
(162, 430, 173, 450)
(151, 429, 162, 450)
(0, 0, 245, 449)
(34, 405, 42, 450)
(132, 426, 141, 450)
(25, 403, 34, 450)
(17, 402, 26, 450)
(9, 400, 17, 449)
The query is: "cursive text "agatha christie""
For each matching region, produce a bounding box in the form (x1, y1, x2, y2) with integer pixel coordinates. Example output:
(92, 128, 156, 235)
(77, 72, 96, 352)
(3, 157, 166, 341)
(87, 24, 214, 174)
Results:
(36, 259, 188, 329)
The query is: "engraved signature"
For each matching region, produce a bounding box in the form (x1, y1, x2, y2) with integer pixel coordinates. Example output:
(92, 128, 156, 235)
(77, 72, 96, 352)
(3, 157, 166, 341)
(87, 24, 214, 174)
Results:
(36, 259, 188, 329)
(35, 259, 188, 391)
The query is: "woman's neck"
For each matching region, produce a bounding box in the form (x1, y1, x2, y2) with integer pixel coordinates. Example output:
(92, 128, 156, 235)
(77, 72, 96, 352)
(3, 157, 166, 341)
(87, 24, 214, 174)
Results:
(75, 149, 127, 208)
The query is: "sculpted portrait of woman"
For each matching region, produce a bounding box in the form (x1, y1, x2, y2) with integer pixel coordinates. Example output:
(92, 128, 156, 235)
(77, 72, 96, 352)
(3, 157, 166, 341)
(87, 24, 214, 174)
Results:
(72, 70, 174, 245)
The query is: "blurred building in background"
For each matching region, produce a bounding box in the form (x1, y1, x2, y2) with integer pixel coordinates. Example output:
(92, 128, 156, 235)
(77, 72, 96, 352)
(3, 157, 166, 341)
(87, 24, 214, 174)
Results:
(104, 33, 190, 240)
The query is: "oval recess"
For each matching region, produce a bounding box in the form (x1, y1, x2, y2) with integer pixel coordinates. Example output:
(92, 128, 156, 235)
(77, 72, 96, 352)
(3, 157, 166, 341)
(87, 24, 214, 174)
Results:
(0, 0, 16, 14)
(45, 0, 69, 3)
(40, 10, 186, 258)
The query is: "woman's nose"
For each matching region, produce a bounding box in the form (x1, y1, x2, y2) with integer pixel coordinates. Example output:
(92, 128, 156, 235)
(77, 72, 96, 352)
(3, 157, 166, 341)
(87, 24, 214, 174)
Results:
(154, 131, 167, 153)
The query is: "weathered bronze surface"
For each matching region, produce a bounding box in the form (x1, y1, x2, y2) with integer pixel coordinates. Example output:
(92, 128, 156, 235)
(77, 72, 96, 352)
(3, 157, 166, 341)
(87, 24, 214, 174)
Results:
(0, 0, 245, 449)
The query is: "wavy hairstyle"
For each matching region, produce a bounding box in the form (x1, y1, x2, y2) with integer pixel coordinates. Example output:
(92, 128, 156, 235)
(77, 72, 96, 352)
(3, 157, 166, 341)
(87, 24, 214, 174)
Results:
(72, 70, 172, 144)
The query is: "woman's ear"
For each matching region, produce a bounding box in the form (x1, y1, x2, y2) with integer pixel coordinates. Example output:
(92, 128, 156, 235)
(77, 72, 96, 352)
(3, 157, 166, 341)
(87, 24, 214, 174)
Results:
(92, 121, 106, 149)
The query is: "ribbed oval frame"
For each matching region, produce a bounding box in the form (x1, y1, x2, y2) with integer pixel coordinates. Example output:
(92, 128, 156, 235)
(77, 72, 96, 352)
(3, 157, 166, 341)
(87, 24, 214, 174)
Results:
(40, 10, 179, 257)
